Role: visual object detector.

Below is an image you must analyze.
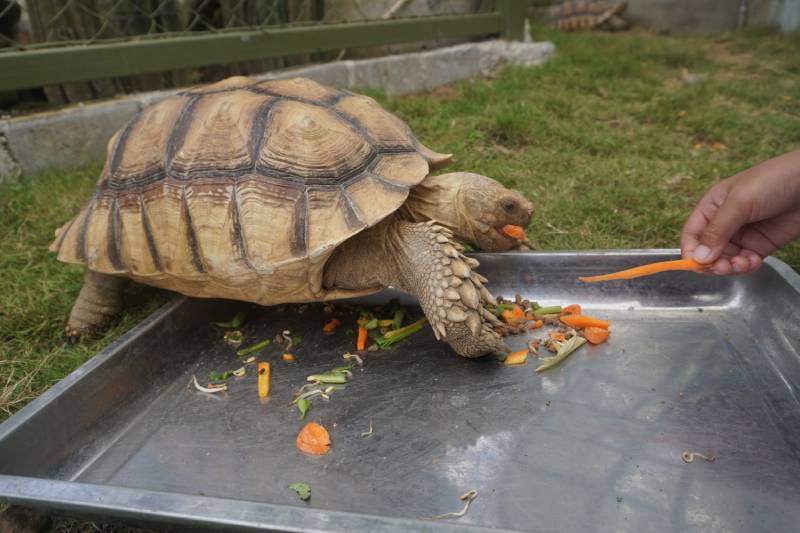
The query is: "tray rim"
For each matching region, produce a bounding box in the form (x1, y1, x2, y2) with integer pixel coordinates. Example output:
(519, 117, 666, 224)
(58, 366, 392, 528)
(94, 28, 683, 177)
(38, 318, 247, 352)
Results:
(1, 249, 798, 532)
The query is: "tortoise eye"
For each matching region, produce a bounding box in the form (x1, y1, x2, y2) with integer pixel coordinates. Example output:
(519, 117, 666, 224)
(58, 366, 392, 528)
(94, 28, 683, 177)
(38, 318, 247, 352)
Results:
(503, 201, 516, 213)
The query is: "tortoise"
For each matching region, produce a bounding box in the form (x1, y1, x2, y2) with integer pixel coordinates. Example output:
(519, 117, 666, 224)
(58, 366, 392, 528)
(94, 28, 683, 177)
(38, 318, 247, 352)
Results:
(50, 76, 533, 358)
(547, 1, 629, 32)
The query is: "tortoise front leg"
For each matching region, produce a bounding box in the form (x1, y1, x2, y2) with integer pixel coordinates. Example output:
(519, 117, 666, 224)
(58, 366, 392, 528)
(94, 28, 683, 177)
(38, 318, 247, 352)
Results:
(66, 270, 129, 341)
(324, 218, 507, 358)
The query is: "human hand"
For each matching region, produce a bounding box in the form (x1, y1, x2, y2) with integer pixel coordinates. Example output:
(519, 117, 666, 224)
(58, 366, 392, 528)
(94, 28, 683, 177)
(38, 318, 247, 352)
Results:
(680, 150, 800, 275)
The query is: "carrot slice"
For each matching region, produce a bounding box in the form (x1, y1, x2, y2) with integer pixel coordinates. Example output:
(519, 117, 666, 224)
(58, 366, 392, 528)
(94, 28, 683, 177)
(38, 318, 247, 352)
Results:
(583, 327, 609, 345)
(257, 362, 270, 398)
(578, 258, 708, 283)
(561, 314, 610, 329)
(282, 353, 295, 362)
(323, 318, 341, 333)
(505, 349, 528, 365)
(549, 331, 567, 342)
(501, 305, 526, 324)
(528, 319, 544, 330)
(296, 422, 331, 455)
(560, 304, 582, 317)
(502, 224, 526, 240)
(356, 325, 368, 351)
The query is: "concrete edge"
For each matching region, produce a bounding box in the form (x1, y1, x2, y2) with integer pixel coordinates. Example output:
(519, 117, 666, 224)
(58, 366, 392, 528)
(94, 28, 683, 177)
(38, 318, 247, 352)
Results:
(0, 39, 555, 183)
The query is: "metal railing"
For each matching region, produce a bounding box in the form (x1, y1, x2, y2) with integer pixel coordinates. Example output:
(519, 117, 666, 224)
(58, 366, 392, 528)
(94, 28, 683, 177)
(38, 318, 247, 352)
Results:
(0, 0, 527, 93)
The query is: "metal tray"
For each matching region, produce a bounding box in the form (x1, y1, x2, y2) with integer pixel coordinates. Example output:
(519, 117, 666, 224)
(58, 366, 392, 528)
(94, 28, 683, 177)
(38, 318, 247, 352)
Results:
(1, 250, 799, 532)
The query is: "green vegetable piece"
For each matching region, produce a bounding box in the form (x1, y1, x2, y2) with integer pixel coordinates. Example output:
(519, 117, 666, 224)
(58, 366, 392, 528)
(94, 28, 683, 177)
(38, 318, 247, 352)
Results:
(236, 339, 270, 356)
(292, 335, 302, 347)
(329, 364, 353, 374)
(376, 317, 427, 348)
(212, 311, 246, 329)
(209, 370, 234, 381)
(534, 305, 562, 317)
(535, 336, 587, 373)
(392, 307, 406, 329)
(297, 398, 311, 419)
(307, 373, 348, 384)
(364, 318, 379, 330)
(289, 483, 311, 501)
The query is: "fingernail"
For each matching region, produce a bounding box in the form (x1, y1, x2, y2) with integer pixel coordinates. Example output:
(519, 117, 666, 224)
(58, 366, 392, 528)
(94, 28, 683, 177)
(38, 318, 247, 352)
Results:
(693, 245, 712, 262)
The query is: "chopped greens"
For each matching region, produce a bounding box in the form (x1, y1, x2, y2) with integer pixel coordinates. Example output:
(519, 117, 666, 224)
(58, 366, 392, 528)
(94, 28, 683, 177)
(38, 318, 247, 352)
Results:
(307, 373, 348, 384)
(236, 339, 270, 356)
(210, 370, 234, 381)
(534, 305, 563, 317)
(297, 398, 311, 419)
(212, 311, 246, 329)
(375, 317, 427, 348)
(289, 483, 311, 501)
(535, 336, 587, 373)
(292, 335, 302, 347)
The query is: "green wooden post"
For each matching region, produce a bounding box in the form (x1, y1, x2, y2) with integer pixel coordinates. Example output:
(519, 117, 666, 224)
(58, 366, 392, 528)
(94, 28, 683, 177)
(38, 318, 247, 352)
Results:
(500, 0, 527, 41)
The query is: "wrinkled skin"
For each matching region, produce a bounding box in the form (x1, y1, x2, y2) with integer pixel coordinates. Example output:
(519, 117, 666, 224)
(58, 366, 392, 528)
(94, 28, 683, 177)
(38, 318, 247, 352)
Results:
(401, 172, 534, 251)
(324, 172, 533, 357)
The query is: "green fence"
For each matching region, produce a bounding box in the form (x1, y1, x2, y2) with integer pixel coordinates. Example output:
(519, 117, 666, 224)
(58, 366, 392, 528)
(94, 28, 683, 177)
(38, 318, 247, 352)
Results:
(0, 0, 527, 94)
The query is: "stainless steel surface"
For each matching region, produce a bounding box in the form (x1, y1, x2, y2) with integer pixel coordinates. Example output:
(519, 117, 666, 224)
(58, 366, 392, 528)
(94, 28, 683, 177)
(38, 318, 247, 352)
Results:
(1, 250, 799, 532)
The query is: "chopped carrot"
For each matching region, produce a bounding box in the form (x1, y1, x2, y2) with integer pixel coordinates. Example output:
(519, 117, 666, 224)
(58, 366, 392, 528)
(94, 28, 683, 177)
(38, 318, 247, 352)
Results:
(322, 318, 341, 333)
(296, 422, 331, 455)
(528, 319, 544, 330)
(257, 362, 270, 398)
(525, 311, 534, 321)
(578, 258, 708, 283)
(282, 353, 295, 362)
(549, 331, 567, 342)
(505, 349, 528, 365)
(561, 314, 610, 330)
(501, 305, 526, 324)
(356, 325, 368, 351)
(583, 327, 610, 345)
(560, 304, 582, 317)
(502, 224, 527, 240)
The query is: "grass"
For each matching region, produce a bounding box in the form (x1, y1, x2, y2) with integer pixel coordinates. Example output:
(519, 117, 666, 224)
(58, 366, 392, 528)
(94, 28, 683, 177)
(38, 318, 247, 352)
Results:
(2, 27, 799, 424)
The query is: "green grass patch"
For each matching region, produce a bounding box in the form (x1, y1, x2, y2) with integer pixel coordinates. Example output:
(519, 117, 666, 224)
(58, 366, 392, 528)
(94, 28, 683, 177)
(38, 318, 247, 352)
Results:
(1, 27, 799, 421)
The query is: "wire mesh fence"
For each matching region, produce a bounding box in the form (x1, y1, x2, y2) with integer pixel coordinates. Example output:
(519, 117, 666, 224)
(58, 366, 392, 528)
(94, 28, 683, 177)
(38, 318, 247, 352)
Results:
(0, 1, 527, 106)
(0, 0, 500, 52)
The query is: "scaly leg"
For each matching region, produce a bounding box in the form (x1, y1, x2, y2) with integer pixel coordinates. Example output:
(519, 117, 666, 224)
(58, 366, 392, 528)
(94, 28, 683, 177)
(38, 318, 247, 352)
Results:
(324, 218, 506, 357)
(66, 270, 128, 341)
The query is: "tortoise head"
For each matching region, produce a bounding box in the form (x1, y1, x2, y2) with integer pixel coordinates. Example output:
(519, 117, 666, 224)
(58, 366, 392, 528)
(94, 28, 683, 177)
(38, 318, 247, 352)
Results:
(404, 172, 533, 251)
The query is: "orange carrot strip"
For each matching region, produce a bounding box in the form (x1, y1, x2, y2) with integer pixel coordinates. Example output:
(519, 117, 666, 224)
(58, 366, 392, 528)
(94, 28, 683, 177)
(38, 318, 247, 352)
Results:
(323, 318, 341, 333)
(356, 325, 368, 351)
(502, 224, 526, 240)
(578, 258, 708, 283)
(505, 349, 528, 365)
(561, 314, 610, 329)
(296, 422, 331, 455)
(583, 327, 610, 345)
(257, 362, 270, 398)
(560, 304, 582, 317)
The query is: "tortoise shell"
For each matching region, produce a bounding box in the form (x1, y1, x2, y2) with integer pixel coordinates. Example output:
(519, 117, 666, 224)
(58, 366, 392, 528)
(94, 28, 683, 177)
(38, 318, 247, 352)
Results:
(50, 76, 451, 304)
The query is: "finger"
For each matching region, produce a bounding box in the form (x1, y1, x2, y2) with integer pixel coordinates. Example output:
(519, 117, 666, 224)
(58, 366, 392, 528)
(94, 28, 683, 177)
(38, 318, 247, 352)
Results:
(709, 256, 733, 275)
(730, 255, 750, 274)
(680, 181, 731, 258)
(694, 193, 751, 264)
(742, 250, 763, 273)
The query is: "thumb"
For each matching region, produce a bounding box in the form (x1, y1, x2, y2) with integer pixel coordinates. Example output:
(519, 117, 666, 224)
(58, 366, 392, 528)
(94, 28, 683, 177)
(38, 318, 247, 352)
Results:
(693, 195, 749, 263)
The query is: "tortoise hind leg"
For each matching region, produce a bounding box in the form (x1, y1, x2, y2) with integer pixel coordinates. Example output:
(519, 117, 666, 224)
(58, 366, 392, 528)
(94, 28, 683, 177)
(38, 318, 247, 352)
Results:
(66, 271, 129, 342)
